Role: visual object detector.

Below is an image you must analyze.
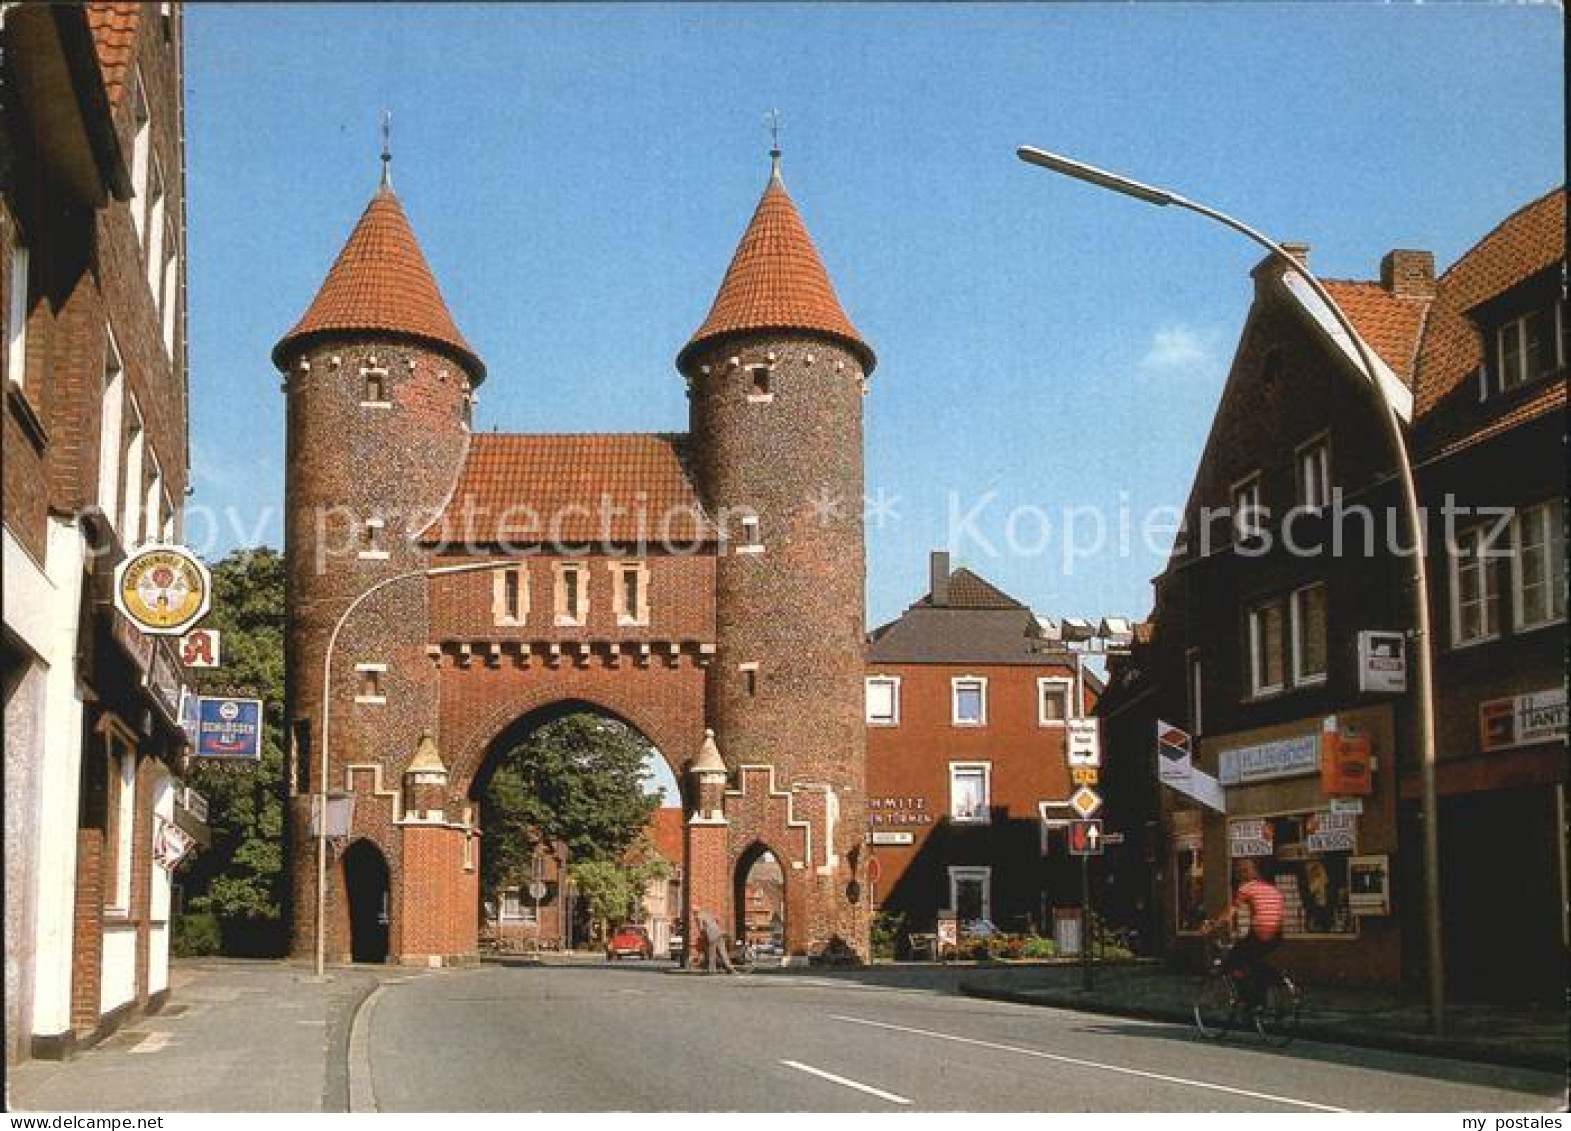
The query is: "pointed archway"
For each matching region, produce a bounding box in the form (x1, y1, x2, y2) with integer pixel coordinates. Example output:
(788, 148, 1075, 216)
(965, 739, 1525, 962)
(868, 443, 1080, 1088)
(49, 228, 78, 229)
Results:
(342, 839, 391, 963)
(733, 841, 786, 954)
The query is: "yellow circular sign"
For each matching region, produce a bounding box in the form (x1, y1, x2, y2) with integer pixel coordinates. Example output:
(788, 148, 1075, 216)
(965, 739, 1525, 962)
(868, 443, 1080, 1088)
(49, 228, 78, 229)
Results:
(114, 544, 212, 635)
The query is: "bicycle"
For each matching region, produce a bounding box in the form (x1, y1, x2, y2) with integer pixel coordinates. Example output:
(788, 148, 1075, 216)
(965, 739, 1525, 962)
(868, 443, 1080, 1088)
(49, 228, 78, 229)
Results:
(1192, 923, 1302, 1048)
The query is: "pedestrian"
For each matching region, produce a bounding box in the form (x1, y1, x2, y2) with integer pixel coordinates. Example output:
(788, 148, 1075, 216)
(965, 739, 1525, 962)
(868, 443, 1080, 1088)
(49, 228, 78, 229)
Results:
(697, 909, 737, 974)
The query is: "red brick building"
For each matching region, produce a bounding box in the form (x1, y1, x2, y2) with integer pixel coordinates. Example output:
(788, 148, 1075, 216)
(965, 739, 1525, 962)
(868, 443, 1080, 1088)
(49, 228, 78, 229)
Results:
(3, 3, 203, 1060)
(278, 149, 875, 966)
(864, 552, 1099, 942)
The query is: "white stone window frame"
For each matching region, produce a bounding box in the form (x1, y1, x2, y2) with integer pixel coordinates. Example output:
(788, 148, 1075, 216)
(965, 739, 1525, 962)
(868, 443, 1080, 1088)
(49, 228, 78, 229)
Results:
(950, 675, 988, 727)
(554, 561, 589, 627)
(1295, 432, 1332, 512)
(1247, 597, 1287, 698)
(1036, 676, 1073, 727)
(610, 560, 650, 627)
(1231, 471, 1264, 543)
(1510, 500, 1566, 633)
(144, 153, 167, 304)
(358, 517, 389, 561)
(160, 221, 180, 360)
(354, 663, 388, 705)
(360, 364, 392, 409)
(493, 565, 529, 626)
(119, 396, 146, 546)
(948, 761, 991, 825)
(1449, 524, 1502, 649)
(1494, 313, 1547, 393)
(865, 675, 900, 726)
(129, 66, 152, 248)
(104, 720, 138, 915)
(96, 326, 125, 528)
(746, 363, 775, 404)
(947, 865, 992, 922)
(1289, 581, 1329, 688)
(735, 513, 764, 555)
(6, 244, 29, 392)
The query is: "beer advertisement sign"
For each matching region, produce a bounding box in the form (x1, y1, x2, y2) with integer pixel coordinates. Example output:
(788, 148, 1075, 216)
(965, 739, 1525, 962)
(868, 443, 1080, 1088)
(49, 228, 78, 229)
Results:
(114, 544, 212, 636)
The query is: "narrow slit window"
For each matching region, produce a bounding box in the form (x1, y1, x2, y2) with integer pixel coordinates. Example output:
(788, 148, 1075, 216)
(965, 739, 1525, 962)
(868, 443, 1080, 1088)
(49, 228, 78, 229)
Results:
(363, 368, 388, 404)
(749, 366, 771, 397)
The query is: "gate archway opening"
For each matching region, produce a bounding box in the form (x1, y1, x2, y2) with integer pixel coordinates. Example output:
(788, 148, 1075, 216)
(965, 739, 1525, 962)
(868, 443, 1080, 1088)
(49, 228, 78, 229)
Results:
(734, 842, 786, 956)
(342, 839, 391, 964)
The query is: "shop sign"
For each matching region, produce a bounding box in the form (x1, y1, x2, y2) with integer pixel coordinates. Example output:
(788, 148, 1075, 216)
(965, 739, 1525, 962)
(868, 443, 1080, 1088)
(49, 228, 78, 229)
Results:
(1228, 818, 1275, 858)
(180, 628, 221, 669)
(1304, 810, 1358, 854)
(1218, 733, 1320, 785)
(1320, 721, 1373, 796)
(113, 544, 212, 636)
(869, 831, 914, 846)
(1357, 630, 1407, 694)
(1349, 855, 1391, 916)
(194, 696, 264, 760)
(1066, 719, 1101, 767)
(153, 816, 196, 873)
(112, 611, 156, 680)
(1479, 687, 1567, 753)
(866, 796, 934, 827)
(1329, 798, 1364, 816)
(147, 641, 184, 726)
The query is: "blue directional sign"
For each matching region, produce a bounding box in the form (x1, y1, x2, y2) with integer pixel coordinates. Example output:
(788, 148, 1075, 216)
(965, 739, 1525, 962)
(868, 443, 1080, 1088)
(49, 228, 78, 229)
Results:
(195, 696, 263, 760)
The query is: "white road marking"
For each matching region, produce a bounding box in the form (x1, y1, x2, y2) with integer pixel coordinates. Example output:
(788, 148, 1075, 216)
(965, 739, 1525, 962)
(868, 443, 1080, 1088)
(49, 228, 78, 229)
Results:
(129, 1032, 174, 1054)
(829, 1014, 1349, 1113)
(779, 1059, 912, 1105)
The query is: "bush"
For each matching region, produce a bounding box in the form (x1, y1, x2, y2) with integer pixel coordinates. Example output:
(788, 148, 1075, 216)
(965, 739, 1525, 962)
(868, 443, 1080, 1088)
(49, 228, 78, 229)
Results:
(998, 935, 1025, 960)
(871, 912, 905, 961)
(172, 911, 222, 957)
(1020, 935, 1058, 959)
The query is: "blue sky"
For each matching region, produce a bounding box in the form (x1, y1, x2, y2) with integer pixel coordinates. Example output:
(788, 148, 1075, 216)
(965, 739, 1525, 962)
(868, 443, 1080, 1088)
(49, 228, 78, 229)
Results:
(185, 2, 1563, 629)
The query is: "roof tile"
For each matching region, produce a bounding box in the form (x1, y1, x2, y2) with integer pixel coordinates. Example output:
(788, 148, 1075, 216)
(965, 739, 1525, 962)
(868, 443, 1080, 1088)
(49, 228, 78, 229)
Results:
(85, 2, 140, 107)
(1321, 280, 1432, 387)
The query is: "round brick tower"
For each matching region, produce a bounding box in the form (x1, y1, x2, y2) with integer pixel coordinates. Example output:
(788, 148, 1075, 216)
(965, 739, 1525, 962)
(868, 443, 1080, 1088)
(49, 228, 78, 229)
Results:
(272, 164, 484, 960)
(678, 152, 875, 956)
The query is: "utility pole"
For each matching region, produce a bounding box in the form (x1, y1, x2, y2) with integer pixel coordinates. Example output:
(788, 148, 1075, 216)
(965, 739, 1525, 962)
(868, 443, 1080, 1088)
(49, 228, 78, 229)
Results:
(1080, 851, 1093, 990)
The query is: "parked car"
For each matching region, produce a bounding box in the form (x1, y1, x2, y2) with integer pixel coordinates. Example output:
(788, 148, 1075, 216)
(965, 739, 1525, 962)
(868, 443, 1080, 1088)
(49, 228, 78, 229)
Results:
(605, 924, 653, 961)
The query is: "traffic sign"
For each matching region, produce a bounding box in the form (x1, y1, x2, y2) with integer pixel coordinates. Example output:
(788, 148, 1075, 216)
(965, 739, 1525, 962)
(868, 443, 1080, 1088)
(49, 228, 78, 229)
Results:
(1068, 819, 1104, 856)
(1069, 785, 1103, 818)
(1100, 831, 1126, 846)
(1067, 719, 1101, 767)
(1071, 767, 1099, 786)
(865, 855, 883, 886)
(527, 880, 547, 900)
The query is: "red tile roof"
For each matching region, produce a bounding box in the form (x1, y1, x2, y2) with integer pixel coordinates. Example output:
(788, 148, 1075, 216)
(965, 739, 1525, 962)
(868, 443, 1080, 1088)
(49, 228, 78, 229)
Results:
(927, 567, 1024, 610)
(1321, 280, 1432, 387)
(647, 808, 684, 867)
(85, 3, 140, 107)
(679, 163, 874, 372)
(1414, 189, 1565, 418)
(273, 187, 484, 381)
(420, 433, 712, 547)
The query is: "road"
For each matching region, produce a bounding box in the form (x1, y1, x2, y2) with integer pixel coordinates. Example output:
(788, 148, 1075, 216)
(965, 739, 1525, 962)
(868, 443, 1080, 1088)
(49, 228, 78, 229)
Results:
(362, 960, 1564, 1112)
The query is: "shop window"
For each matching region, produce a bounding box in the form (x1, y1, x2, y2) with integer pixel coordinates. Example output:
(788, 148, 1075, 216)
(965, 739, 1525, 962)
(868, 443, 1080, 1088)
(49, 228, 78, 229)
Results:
(865, 676, 900, 726)
(105, 728, 137, 913)
(1186, 650, 1204, 736)
(1247, 598, 1286, 696)
(948, 866, 991, 923)
(361, 367, 390, 406)
(1174, 832, 1206, 935)
(1511, 500, 1566, 631)
(493, 566, 528, 626)
(1037, 677, 1072, 726)
(612, 561, 649, 626)
(1290, 582, 1328, 686)
(1228, 812, 1360, 936)
(1232, 473, 1263, 542)
(951, 676, 987, 726)
(1450, 524, 1502, 647)
(555, 563, 587, 626)
(355, 664, 386, 705)
(1296, 435, 1331, 511)
(949, 763, 990, 824)
(6, 245, 28, 392)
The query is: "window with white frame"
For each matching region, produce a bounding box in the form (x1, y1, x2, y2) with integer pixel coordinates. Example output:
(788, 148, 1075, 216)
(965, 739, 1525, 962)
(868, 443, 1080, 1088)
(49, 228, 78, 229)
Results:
(144, 452, 163, 544)
(358, 517, 387, 561)
(105, 726, 137, 912)
(1511, 500, 1566, 631)
(1037, 677, 1072, 726)
(97, 331, 125, 525)
(129, 69, 151, 245)
(1186, 649, 1204, 735)
(948, 866, 992, 922)
(1232, 473, 1263, 541)
(949, 763, 990, 824)
(1290, 582, 1328, 685)
(951, 676, 987, 726)
(354, 664, 387, 705)
(119, 399, 145, 546)
(612, 561, 649, 626)
(1296, 436, 1331, 511)
(160, 489, 176, 542)
(493, 566, 528, 626)
(865, 676, 900, 725)
(737, 513, 763, 554)
(1248, 598, 1286, 696)
(555, 562, 587, 626)
(160, 226, 179, 358)
(1450, 524, 1502, 646)
(6, 245, 28, 391)
(145, 157, 167, 298)
(1496, 309, 1550, 392)
(361, 365, 389, 406)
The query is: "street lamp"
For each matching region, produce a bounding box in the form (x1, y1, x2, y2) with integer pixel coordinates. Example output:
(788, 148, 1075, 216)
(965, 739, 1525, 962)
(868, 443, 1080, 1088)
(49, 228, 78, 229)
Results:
(313, 558, 516, 979)
(1018, 145, 1446, 1035)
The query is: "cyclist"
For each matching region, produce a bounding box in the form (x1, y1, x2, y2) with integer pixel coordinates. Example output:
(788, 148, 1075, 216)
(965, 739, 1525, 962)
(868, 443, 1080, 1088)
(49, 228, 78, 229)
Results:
(1205, 858, 1285, 1008)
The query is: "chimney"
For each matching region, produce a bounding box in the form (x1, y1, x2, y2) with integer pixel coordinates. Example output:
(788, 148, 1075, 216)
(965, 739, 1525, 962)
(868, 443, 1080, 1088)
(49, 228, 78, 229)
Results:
(930, 550, 951, 607)
(1280, 242, 1311, 268)
(1380, 249, 1436, 298)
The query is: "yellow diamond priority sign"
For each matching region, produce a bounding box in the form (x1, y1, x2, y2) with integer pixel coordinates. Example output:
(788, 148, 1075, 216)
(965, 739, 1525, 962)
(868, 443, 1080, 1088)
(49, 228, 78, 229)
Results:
(1069, 785, 1103, 819)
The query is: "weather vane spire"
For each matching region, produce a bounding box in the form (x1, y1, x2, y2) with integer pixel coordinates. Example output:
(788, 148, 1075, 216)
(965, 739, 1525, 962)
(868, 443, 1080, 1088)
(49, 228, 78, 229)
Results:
(765, 108, 782, 176)
(379, 110, 392, 189)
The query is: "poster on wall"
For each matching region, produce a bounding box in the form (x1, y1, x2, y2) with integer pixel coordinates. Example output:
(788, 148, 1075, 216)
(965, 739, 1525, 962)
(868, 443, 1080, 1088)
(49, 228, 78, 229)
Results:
(1228, 812, 1359, 935)
(1349, 855, 1391, 916)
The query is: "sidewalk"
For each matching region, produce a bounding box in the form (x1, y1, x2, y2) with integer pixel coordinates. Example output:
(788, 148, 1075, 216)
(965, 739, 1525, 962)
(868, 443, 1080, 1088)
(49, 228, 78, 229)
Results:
(6, 959, 386, 1113)
(959, 961, 1569, 1072)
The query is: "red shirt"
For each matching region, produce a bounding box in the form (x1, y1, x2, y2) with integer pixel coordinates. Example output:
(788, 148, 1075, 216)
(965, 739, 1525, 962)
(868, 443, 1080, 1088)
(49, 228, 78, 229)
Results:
(1235, 879, 1285, 940)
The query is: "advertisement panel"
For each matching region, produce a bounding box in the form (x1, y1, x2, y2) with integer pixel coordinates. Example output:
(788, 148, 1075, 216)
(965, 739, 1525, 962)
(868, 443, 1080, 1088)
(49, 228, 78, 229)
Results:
(1218, 733, 1320, 785)
(195, 697, 264, 760)
(1479, 687, 1568, 753)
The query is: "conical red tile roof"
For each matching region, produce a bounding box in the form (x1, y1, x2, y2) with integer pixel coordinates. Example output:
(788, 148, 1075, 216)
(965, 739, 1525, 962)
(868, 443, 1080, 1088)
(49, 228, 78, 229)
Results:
(679, 163, 874, 373)
(273, 186, 484, 382)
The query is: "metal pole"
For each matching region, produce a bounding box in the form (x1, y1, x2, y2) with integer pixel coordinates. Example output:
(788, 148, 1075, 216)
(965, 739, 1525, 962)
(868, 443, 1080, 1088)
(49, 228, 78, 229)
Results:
(1080, 851, 1093, 990)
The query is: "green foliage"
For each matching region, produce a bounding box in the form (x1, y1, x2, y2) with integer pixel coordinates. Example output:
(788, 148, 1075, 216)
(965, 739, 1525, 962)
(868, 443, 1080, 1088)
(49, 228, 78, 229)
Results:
(178, 548, 288, 955)
(171, 911, 222, 957)
(871, 912, 905, 960)
(1020, 935, 1059, 959)
(479, 713, 661, 902)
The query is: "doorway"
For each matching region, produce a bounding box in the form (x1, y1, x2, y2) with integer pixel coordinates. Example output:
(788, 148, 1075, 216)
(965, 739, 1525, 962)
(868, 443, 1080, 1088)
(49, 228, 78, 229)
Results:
(343, 839, 390, 963)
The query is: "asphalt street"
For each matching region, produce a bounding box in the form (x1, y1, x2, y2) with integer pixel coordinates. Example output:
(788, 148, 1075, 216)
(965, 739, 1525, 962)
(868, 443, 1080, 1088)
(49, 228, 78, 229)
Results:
(363, 960, 1566, 1112)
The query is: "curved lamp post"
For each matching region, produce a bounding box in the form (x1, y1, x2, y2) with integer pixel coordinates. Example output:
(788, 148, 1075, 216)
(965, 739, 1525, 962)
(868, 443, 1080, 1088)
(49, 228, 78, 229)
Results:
(1016, 145, 1445, 1035)
(314, 558, 516, 979)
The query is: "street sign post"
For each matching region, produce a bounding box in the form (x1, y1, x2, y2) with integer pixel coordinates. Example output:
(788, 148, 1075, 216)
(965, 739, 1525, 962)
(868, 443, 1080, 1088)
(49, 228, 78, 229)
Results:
(1069, 785, 1103, 819)
(1066, 819, 1105, 991)
(1066, 719, 1101, 767)
(1071, 767, 1099, 786)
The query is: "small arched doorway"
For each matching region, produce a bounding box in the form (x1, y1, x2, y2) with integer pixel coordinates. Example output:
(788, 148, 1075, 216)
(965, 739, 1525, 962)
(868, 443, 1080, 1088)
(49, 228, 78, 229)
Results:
(734, 842, 786, 956)
(342, 839, 390, 963)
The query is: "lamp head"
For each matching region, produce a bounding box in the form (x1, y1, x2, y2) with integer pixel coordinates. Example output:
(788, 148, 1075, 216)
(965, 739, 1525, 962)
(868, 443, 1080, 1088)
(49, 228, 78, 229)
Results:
(1016, 146, 1175, 207)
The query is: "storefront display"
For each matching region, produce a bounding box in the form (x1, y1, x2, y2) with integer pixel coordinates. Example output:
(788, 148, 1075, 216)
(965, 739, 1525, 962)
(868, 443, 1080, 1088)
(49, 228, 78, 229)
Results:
(1227, 811, 1359, 936)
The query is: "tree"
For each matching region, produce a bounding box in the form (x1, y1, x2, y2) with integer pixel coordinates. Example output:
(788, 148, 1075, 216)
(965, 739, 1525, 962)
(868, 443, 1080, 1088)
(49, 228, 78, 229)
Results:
(570, 841, 673, 941)
(478, 713, 662, 913)
(177, 547, 288, 955)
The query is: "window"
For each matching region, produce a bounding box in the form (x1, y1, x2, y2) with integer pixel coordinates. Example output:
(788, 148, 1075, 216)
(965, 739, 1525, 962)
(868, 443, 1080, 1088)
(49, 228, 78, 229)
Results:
(1186, 650, 1204, 736)
(1232, 473, 1263, 541)
(160, 227, 179, 357)
(951, 676, 987, 726)
(865, 676, 900, 726)
(1248, 598, 1286, 696)
(354, 664, 386, 705)
(119, 399, 145, 545)
(1037, 677, 1071, 726)
(145, 157, 166, 296)
(737, 514, 763, 554)
(1174, 829, 1206, 934)
(555, 563, 587, 626)
(129, 69, 151, 245)
(493, 566, 527, 626)
(1229, 813, 1359, 937)
(461, 383, 474, 430)
(948, 866, 992, 922)
(358, 517, 387, 561)
(1496, 310, 1551, 391)
(740, 662, 759, 698)
(6, 245, 28, 390)
(949, 764, 990, 824)
(1290, 583, 1328, 685)
(1511, 501, 1566, 631)
(104, 728, 137, 912)
(97, 331, 125, 525)
(748, 365, 772, 401)
(362, 367, 389, 405)
(1450, 524, 1502, 646)
(144, 452, 163, 544)
(1296, 436, 1331, 510)
(612, 562, 648, 626)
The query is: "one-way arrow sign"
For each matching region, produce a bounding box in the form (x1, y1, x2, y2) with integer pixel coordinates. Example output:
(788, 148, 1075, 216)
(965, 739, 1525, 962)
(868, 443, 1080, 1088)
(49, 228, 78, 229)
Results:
(1068, 819, 1104, 856)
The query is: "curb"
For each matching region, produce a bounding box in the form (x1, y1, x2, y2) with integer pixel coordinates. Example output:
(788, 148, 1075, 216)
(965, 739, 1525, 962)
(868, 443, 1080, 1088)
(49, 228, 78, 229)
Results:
(958, 982, 1567, 1074)
(345, 983, 386, 1113)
